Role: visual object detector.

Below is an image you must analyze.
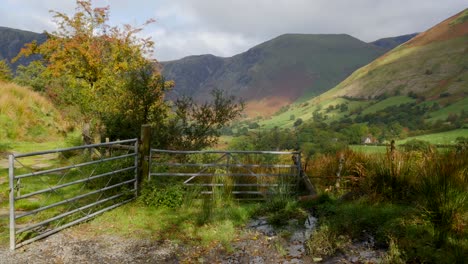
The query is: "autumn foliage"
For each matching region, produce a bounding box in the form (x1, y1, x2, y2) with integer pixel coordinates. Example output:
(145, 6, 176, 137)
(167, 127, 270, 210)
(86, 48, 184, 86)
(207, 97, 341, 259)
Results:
(14, 0, 243, 148)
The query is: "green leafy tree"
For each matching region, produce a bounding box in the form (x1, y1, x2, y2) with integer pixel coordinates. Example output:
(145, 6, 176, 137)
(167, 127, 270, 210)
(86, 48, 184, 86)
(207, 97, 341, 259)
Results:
(342, 123, 368, 144)
(103, 62, 173, 140)
(403, 139, 432, 152)
(13, 61, 47, 91)
(293, 118, 303, 127)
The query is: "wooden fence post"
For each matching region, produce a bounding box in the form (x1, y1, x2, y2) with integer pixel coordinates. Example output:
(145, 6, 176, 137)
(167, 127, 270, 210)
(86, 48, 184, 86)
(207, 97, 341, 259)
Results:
(335, 152, 345, 190)
(138, 124, 152, 195)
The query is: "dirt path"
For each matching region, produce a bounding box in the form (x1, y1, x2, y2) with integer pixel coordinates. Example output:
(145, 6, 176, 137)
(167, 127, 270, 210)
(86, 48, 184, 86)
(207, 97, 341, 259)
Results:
(0, 215, 316, 264)
(0, 228, 309, 264)
(0, 232, 179, 264)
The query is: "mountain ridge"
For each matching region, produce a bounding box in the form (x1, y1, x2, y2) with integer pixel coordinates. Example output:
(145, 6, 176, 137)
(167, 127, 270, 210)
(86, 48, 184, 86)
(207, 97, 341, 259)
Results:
(323, 8, 468, 100)
(0, 26, 46, 71)
(162, 33, 388, 116)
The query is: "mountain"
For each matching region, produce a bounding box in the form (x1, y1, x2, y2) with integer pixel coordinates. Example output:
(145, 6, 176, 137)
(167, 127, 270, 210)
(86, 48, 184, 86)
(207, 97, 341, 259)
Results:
(370, 33, 418, 50)
(256, 9, 468, 129)
(0, 27, 46, 72)
(162, 34, 387, 116)
(323, 8, 468, 100)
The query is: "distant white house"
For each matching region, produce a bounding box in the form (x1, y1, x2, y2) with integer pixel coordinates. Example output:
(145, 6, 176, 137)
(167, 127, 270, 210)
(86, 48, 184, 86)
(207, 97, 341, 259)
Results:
(362, 135, 377, 144)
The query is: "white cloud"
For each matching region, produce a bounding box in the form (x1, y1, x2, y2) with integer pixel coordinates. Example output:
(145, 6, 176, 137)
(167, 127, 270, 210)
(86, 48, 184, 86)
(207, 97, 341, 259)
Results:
(0, 0, 465, 60)
(153, 29, 259, 61)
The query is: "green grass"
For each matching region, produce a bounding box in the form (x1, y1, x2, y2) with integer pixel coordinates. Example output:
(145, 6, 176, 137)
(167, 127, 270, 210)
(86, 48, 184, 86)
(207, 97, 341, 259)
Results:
(427, 97, 468, 122)
(361, 96, 415, 115)
(80, 201, 258, 248)
(350, 129, 468, 152)
(308, 194, 467, 263)
(322, 35, 468, 100)
(0, 82, 66, 142)
(349, 145, 387, 154)
(259, 97, 373, 129)
(397, 129, 468, 145)
(449, 9, 468, 26)
(307, 149, 468, 263)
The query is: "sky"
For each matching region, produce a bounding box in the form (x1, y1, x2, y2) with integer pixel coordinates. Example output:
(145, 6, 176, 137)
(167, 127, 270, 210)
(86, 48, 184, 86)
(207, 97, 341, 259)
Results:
(0, 0, 466, 61)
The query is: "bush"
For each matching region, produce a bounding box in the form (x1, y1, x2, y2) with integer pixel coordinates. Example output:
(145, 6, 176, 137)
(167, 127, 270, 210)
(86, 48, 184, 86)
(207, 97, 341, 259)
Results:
(0, 142, 11, 153)
(139, 182, 185, 208)
(403, 139, 433, 152)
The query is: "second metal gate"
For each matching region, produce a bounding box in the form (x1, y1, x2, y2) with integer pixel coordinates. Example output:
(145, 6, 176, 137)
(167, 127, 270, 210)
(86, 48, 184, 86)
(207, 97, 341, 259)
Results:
(149, 149, 301, 199)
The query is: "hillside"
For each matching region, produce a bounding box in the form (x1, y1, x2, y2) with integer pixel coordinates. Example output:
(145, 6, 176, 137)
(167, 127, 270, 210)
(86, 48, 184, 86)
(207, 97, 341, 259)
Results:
(162, 34, 386, 116)
(0, 81, 65, 143)
(323, 8, 468, 100)
(255, 9, 468, 130)
(0, 27, 46, 72)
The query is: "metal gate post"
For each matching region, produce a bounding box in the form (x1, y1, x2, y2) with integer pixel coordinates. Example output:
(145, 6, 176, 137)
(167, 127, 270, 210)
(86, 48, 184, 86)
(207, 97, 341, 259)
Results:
(134, 140, 139, 198)
(9, 154, 15, 250)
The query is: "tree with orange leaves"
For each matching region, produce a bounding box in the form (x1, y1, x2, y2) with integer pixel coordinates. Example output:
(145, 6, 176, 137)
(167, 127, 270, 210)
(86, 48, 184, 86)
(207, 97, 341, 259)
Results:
(14, 0, 170, 142)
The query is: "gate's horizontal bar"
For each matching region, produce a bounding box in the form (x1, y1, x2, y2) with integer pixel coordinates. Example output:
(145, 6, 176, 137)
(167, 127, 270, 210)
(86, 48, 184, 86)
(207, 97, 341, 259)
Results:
(152, 163, 296, 169)
(184, 183, 294, 187)
(13, 139, 137, 158)
(150, 172, 297, 177)
(15, 153, 136, 179)
(200, 191, 264, 195)
(151, 149, 300, 155)
(15, 198, 134, 249)
(16, 191, 132, 234)
(16, 166, 136, 200)
(16, 179, 135, 219)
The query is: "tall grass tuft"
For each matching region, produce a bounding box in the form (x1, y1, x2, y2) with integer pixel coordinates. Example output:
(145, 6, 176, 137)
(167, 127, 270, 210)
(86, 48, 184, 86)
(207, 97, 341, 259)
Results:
(0, 81, 66, 142)
(417, 150, 468, 247)
(362, 151, 418, 202)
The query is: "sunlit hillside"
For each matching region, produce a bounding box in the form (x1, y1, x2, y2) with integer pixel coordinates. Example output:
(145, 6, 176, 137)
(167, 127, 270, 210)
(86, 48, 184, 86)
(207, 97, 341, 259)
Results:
(258, 9, 468, 129)
(0, 81, 66, 143)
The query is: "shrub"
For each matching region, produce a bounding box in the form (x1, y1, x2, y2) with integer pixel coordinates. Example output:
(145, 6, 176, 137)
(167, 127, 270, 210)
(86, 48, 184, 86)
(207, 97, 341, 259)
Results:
(139, 182, 185, 208)
(0, 142, 11, 153)
(403, 139, 433, 152)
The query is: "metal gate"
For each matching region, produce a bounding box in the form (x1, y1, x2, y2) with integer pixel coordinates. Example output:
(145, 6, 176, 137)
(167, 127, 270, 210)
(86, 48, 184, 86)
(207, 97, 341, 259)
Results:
(8, 139, 138, 250)
(149, 149, 301, 199)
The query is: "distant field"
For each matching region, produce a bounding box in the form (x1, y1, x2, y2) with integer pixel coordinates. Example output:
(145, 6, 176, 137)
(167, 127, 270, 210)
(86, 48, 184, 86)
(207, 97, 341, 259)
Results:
(361, 96, 415, 115)
(347, 129, 467, 153)
(397, 128, 468, 145)
(349, 145, 387, 154)
(427, 97, 468, 122)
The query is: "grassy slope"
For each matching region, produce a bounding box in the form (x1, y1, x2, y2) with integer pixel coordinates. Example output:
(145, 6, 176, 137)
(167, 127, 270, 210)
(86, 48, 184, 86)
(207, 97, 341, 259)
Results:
(0, 81, 66, 145)
(361, 96, 415, 115)
(258, 9, 468, 130)
(428, 97, 468, 122)
(325, 36, 468, 99)
(397, 128, 468, 145)
(322, 9, 468, 100)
